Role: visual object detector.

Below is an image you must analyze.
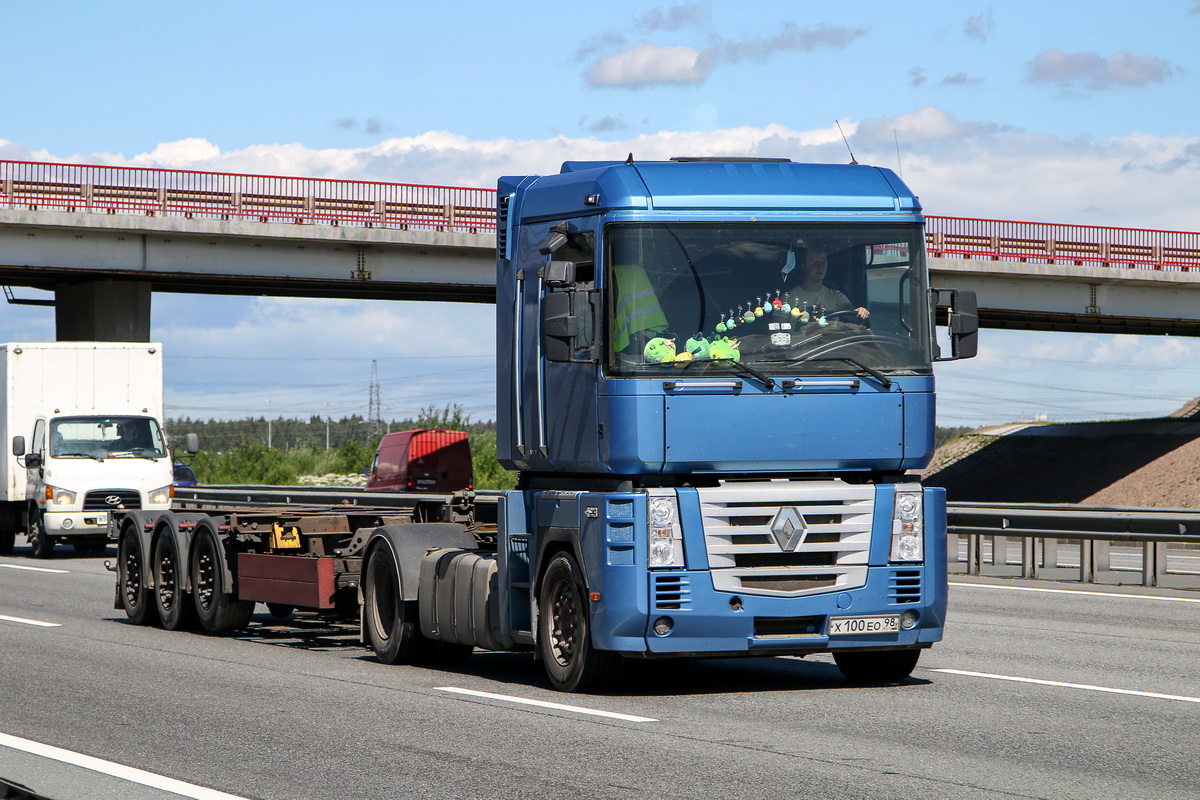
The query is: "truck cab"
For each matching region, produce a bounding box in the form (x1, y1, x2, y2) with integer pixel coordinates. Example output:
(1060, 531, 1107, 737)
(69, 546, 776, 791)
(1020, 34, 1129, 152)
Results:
(480, 158, 977, 689)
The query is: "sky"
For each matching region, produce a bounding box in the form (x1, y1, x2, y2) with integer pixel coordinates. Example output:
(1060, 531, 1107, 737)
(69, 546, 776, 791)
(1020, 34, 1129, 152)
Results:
(0, 0, 1198, 429)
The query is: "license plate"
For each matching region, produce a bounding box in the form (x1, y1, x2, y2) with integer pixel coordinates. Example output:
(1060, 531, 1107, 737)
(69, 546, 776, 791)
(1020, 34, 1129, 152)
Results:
(829, 615, 900, 636)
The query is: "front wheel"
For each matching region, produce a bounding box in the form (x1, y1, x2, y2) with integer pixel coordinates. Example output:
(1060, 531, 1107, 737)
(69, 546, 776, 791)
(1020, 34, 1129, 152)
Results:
(833, 648, 921, 683)
(28, 514, 54, 559)
(190, 526, 253, 632)
(537, 552, 624, 693)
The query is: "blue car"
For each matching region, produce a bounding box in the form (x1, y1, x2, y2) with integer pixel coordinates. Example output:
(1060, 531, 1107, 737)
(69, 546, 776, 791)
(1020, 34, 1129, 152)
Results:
(172, 462, 199, 487)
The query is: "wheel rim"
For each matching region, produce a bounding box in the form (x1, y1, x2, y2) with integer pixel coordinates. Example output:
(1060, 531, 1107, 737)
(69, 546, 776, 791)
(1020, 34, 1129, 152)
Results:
(368, 559, 396, 642)
(122, 544, 142, 607)
(548, 576, 579, 668)
(157, 548, 177, 612)
(195, 541, 216, 611)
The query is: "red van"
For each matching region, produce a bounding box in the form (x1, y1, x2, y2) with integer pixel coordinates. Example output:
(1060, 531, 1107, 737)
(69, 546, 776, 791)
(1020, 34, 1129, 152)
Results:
(364, 430, 473, 492)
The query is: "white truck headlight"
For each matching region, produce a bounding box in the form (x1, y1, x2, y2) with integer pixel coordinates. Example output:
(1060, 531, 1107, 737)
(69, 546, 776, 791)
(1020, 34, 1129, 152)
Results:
(647, 493, 684, 568)
(46, 485, 77, 506)
(890, 486, 924, 562)
(148, 485, 174, 506)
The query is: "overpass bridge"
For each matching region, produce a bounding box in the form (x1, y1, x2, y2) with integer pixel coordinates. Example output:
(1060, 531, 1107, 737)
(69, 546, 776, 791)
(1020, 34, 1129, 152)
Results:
(1, 159, 1198, 340)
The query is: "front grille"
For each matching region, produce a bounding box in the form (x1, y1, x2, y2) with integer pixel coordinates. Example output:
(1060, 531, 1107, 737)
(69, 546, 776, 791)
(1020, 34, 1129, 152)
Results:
(83, 489, 141, 511)
(754, 615, 823, 639)
(697, 480, 873, 597)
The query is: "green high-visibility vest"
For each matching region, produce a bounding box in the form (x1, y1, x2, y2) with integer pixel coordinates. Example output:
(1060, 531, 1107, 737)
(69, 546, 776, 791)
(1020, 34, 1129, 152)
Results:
(611, 263, 668, 352)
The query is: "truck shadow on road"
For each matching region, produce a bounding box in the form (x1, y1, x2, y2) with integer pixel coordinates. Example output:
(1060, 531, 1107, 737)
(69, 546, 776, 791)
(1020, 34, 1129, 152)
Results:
(403, 650, 933, 696)
(210, 611, 932, 695)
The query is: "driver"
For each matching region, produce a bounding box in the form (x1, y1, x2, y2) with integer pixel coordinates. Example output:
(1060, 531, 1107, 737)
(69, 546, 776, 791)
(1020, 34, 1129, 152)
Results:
(792, 248, 869, 320)
(110, 421, 146, 451)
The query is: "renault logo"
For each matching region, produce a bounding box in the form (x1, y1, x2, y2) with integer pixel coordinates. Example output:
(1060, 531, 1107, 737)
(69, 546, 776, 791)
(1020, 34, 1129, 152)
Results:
(769, 507, 808, 551)
(104, 495, 123, 506)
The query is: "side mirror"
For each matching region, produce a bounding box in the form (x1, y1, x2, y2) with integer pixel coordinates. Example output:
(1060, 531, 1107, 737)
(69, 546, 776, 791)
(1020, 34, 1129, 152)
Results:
(185, 433, 200, 455)
(543, 290, 577, 362)
(23, 453, 41, 470)
(11, 436, 25, 457)
(932, 288, 979, 361)
(542, 260, 576, 288)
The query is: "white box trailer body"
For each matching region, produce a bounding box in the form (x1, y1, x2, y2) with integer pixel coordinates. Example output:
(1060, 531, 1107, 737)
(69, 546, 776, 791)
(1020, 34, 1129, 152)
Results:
(0, 342, 174, 556)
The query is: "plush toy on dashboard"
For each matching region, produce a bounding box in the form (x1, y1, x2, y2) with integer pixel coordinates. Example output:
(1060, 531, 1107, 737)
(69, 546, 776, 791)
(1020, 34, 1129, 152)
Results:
(643, 336, 677, 363)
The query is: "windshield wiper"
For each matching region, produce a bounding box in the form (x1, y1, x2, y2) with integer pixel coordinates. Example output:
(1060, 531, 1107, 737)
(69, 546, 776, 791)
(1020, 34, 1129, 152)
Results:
(804, 356, 893, 389)
(57, 451, 104, 461)
(707, 358, 776, 390)
(643, 357, 777, 390)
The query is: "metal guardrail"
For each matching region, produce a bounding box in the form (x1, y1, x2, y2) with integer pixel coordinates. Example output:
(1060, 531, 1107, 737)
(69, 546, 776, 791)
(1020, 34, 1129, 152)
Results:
(947, 502, 1200, 590)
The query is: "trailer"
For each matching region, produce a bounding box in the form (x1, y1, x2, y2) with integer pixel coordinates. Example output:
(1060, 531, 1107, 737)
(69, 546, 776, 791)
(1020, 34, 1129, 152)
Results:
(114, 158, 978, 691)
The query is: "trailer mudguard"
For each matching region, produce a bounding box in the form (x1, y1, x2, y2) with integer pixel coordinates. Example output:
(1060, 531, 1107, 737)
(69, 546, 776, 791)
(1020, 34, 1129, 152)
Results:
(361, 523, 477, 603)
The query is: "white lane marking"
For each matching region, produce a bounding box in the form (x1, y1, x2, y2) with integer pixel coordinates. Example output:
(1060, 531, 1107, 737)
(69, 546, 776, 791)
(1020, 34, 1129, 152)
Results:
(0, 614, 61, 628)
(436, 687, 658, 722)
(950, 581, 1200, 604)
(0, 563, 69, 574)
(932, 669, 1200, 704)
(0, 731, 251, 799)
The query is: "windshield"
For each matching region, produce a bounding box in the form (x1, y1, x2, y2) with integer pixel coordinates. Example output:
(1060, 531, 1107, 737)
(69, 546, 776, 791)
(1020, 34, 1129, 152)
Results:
(51, 416, 168, 459)
(605, 222, 932, 379)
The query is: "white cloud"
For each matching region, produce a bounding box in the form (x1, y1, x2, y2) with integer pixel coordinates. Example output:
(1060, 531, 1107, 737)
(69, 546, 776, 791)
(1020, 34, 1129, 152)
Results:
(585, 42, 711, 87)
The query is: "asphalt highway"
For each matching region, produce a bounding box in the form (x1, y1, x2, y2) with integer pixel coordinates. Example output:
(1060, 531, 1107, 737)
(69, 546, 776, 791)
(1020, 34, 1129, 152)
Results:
(1, 544, 1197, 800)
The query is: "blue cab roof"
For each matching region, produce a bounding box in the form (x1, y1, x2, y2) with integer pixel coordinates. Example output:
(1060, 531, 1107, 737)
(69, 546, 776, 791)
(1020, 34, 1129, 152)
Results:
(503, 158, 920, 220)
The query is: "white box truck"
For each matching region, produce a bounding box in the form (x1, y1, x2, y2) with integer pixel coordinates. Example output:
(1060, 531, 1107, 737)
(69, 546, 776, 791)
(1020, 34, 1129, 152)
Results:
(0, 342, 178, 557)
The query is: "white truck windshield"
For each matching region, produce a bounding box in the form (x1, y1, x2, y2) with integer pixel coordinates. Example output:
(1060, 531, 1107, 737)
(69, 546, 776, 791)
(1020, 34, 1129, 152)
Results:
(51, 416, 168, 459)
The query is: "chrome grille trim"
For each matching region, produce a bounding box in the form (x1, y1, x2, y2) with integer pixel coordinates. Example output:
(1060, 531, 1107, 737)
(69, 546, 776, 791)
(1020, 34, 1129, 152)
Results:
(696, 480, 874, 597)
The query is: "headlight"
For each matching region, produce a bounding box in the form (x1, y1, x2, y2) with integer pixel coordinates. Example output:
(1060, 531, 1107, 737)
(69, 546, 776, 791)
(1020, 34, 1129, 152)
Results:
(647, 493, 684, 568)
(890, 486, 924, 562)
(45, 485, 77, 506)
(148, 485, 174, 506)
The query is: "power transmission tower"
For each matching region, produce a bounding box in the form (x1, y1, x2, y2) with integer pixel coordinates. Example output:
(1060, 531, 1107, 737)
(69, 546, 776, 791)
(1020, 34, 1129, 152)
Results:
(367, 360, 383, 444)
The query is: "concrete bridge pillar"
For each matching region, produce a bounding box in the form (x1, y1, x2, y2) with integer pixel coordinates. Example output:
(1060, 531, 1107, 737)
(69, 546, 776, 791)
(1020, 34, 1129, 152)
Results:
(55, 280, 151, 342)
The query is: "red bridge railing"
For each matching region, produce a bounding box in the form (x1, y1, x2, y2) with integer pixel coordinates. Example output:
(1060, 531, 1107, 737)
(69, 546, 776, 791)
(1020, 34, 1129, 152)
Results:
(925, 216, 1200, 273)
(0, 159, 497, 233)
(2, 160, 1198, 271)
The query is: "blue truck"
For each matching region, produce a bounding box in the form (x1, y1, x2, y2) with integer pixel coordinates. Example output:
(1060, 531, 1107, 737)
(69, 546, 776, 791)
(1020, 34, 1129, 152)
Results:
(115, 157, 977, 692)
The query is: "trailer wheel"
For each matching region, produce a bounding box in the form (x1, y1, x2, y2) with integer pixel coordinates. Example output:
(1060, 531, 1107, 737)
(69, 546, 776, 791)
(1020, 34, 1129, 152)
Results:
(538, 552, 624, 693)
(362, 542, 428, 664)
(0, 529, 13, 555)
(190, 526, 253, 632)
(118, 531, 156, 626)
(28, 514, 54, 559)
(833, 648, 921, 684)
(153, 533, 197, 631)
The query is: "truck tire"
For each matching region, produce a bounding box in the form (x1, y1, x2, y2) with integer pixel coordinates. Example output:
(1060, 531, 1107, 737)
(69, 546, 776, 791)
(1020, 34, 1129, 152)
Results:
(190, 525, 253, 632)
(153, 532, 197, 631)
(363, 541, 436, 664)
(0, 529, 13, 555)
(833, 648, 921, 684)
(537, 552, 624, 693)
(118, 531, 156, 626)
(28, 514, 53, 559)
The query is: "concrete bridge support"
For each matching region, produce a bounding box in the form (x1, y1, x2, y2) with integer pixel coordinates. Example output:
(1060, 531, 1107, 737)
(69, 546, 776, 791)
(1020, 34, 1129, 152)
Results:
(55, 280, 151, 342)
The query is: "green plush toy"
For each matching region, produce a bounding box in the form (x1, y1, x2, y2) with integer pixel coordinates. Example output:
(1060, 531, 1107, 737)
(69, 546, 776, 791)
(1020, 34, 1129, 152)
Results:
(708, 336, 741, 362)
(685, 334, 710, 360)
(643, 336, 677, 363)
